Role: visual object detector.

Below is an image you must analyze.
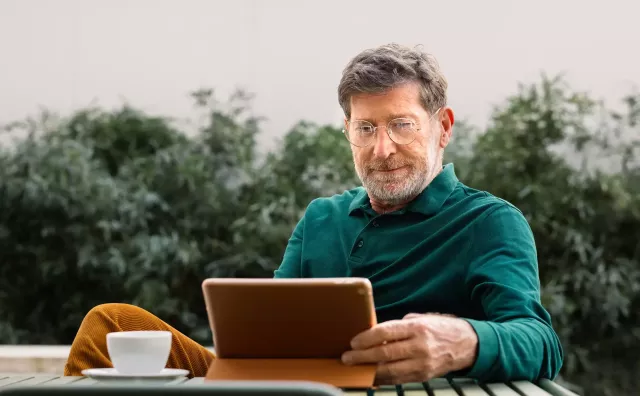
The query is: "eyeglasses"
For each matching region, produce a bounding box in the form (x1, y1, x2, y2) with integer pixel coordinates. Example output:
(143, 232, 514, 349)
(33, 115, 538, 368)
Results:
(342, 108, 441, 148)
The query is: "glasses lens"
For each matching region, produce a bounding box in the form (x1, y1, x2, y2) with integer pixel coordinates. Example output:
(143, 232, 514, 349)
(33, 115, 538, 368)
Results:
(388, 118, 416, 144)
(346, 121, 375, 146)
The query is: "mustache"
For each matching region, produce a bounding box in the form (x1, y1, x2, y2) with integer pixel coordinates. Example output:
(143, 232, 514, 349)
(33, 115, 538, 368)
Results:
(365, 158, 412, 172)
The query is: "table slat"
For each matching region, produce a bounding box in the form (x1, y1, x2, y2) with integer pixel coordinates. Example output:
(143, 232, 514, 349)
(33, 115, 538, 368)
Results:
(183, 377, 206, 385)
(457, 385, 489, 396)
(511, 381, 553, 396)
(9, 375, 58, 386)
(338, 388, 386, 395)
(432, 388, 458, 395)
(69, 377, 99, 386)
(164, 377, 190, 385)
(0, 376, 32, 387)
(39, 376, 85, 385)
(537, 379, 580, 396)
(426, 379, 458, 396)
(400, 382, 428, 395)
(485, 383, 521, 396)
(404, 389, 429, 395)
(427, 378, 450, 389)
(451, 379, 490, 396)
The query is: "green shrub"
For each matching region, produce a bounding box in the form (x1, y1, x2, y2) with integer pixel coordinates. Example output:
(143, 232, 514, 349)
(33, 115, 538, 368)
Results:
(0, 79, 637, 395)
(448, 76, 640, 395)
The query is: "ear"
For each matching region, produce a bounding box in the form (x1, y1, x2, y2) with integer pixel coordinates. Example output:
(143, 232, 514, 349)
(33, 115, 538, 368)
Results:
(439, 107, 455, 149)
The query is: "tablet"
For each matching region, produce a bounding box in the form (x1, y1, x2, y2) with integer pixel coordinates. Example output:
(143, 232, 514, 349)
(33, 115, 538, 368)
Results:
(201, 278, 377, 359)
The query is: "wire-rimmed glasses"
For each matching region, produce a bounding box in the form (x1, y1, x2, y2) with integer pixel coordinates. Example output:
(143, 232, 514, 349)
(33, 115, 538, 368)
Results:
(342, 108, 441, 148)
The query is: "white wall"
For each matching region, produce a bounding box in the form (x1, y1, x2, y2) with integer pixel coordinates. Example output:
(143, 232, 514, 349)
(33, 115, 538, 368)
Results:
(1, 0, 639, 151)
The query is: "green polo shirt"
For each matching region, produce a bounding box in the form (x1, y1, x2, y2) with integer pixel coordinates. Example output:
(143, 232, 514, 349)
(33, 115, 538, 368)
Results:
(273, 163, 563, 383)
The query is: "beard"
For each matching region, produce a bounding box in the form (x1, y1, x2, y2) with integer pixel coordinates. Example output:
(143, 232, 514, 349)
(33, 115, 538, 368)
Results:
(354, 154, 431, 206)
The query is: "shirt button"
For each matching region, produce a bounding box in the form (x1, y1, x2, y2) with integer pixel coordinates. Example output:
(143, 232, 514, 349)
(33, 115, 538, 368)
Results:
(357, 240, 364, 248)
(372, 221, 379, 227)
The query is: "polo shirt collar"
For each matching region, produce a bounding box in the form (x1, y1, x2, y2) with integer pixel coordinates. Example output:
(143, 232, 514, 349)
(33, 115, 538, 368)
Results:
(348, 163, 459, 217)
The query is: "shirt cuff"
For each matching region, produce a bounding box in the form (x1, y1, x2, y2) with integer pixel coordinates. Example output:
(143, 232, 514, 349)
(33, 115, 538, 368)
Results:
(462, 318, 500, 380)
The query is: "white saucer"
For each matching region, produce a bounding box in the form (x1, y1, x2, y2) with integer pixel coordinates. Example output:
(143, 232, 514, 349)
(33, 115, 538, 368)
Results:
(81, 368, 190, 380)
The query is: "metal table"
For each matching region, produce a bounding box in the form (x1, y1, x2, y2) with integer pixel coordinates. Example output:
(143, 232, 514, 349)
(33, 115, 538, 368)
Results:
(0, 374, 579, 395)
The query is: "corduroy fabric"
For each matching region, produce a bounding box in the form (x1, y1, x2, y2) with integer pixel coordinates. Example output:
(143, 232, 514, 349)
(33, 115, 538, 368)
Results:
(64, 303, 215, 378)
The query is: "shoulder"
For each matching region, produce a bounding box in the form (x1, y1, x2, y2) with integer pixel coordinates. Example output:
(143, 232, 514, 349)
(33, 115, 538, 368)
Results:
(303, 187, 365, 219)
(457, 182, 527, 218)
(453, 186, 537, 259)
(450, 182, 532, 237)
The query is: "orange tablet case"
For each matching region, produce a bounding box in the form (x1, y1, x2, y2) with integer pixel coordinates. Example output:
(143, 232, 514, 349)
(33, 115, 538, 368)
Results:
(201, 278, 378, 388)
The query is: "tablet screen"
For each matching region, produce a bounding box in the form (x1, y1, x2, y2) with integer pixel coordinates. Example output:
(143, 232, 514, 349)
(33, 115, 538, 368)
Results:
(202, 278, 377, 359)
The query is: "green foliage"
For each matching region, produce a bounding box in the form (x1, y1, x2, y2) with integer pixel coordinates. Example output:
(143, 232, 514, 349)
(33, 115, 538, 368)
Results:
(445, 74, 640, 395)
(0, 89, 272, 345)
(0, 76, 638, 395)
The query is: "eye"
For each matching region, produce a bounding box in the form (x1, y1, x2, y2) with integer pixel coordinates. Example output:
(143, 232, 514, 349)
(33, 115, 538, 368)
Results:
(356, 125, 374, 134)
(390, 120, 414, 131)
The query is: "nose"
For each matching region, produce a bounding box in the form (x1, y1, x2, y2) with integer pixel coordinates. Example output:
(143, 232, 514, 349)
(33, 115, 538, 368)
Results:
(371, 128, 397, 159)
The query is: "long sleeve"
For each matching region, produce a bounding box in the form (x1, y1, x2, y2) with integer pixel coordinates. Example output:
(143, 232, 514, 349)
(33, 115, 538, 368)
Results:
(462, 203, 563, 382)
(273, 215, 304, 278)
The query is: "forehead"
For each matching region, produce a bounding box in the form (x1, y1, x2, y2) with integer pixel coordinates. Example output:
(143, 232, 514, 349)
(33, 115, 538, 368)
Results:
(349, 82, 426, 122)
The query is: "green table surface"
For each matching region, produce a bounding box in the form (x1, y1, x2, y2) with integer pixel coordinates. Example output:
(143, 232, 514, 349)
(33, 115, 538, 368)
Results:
(0, 374, 580, 396)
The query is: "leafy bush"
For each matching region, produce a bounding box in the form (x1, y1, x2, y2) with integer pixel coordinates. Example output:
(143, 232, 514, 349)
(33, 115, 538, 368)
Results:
(0, 78, 637, 395)
(448, 76, 640, 395)
(0, 90, 267, 344)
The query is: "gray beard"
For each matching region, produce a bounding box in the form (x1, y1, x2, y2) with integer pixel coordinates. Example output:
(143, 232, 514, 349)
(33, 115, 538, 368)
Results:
(353, 142, 442, 206)
(356, 165, 429, 206)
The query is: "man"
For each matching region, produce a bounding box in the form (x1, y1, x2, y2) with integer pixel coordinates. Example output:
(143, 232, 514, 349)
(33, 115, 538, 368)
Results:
(64, 43, 563, 385)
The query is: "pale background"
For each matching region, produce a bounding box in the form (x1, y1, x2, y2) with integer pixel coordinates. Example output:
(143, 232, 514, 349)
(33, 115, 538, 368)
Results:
(1, 0, 639, 151)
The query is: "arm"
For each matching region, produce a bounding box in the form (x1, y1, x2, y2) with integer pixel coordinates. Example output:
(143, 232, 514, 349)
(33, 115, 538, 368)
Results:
(273, 215, 304, 278)
(463, 203, 564, 382)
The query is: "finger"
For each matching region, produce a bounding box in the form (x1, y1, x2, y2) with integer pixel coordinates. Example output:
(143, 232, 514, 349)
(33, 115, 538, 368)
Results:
(350, 320, 415, 350)
(342, 339, 414, 365)
(375, 358, 431, 385)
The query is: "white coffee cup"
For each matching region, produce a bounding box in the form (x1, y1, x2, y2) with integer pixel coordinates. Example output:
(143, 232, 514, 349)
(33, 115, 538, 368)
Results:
(106, 331, 172, 375)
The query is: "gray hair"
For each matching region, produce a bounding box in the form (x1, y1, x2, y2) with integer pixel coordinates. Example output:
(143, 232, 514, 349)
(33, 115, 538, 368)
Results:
(338, 43, 448, 119)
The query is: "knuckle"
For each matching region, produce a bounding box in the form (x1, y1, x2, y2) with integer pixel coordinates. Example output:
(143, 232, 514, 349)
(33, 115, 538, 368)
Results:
(407, 318, 422, 330)
(408, 340, 426, 358)
(381, 325, 396, 340)
(409, 318, 428, 333)
(424, 360, 438, 377)
(410, 322, 432, 342)
(419, 324, 433, 339)
(379, 345, 393, 361)
(382, 343, 400, 361)
(422, 339, 435, 354)
(416, 344, 430, 358)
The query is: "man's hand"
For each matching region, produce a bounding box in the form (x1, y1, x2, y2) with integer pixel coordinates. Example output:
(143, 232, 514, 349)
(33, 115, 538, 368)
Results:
(341, 313, 479, 385)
